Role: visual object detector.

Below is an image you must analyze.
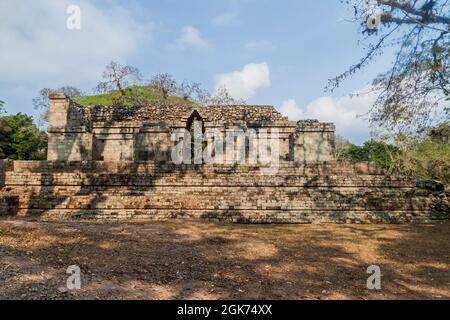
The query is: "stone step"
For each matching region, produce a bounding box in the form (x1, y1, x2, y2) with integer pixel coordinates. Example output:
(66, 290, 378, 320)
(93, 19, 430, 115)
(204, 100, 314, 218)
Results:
(4, 160, 387, 175)
(8, 190, 433, 211)
(1, 185, 431, 196)
(1, 160, 446, 224)
(4, 172, 424, 188)
(13, 208, 447, 224)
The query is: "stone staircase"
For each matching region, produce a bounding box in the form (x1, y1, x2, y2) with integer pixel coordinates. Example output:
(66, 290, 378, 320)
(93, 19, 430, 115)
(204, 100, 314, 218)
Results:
(0, 160, 448, 223)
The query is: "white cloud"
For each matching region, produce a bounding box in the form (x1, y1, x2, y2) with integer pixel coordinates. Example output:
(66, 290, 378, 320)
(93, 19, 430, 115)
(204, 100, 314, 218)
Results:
(212, 11, 239, 26)
(280, 89, 377, 144)
(176, 25, 211, 50)
(0, 0, 153, 85)
(214, 62, 271, 100)
(280, 99, 304, 120)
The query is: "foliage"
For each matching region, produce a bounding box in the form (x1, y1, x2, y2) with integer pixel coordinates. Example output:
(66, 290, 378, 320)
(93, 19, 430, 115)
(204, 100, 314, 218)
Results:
(338, 139, 399, 170)
(428, 120, 450, 144)
(76, 85, 196, 107)
(0, 113, 47, 160)
(96, 61, 143, 97)
(335, 135, 354, 161)
(339, 122, 450, 182)
(39, 61, 246, 110)
(77, 73, 246, 107)
(197, 86, 246, 106)
(148, 73, 179, 100)
(332, 0, 449, 135)
(146, 73, 245, 106)
(394, 136, 450, 183)
(177, 80, 203, 101)
(33, 86, 83, 126)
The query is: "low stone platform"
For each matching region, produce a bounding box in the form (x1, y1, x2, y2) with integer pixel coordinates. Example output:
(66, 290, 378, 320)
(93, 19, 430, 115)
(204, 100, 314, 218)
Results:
(0, 160, 448, 223)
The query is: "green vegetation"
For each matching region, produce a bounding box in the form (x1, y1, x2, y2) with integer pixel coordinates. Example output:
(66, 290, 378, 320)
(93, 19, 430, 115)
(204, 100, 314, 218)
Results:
(33, 62, 242, 128)
(334, 1, 449, 135)
(396, 140, 450, 183)
(393, 123, 450, 183)
(75, 85, 197, 107)
(337, 140, 399, 171)
(20, 58, 448, 184)
(338, 123, 450, 183)
(0, 113, 47, 160)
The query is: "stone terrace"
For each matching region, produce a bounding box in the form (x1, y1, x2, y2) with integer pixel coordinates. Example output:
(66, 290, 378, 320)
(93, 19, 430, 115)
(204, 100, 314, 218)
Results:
(0, 160, 448, 223)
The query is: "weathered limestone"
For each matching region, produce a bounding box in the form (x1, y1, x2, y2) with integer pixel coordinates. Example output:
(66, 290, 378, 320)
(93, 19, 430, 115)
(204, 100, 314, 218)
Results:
(47, 93, 92, 161)
(46, 94, 335, 163)
(0, 160, 448, 223)
(293, 120, 336, 163)
(1, 93, 448, 223)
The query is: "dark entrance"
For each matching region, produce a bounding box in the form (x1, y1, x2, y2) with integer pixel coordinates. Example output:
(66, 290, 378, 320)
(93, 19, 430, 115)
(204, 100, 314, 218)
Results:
(186, 111, 205, 163)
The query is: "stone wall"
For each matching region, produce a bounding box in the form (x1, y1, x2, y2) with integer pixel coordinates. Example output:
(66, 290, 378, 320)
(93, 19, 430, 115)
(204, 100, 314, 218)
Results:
(0, 160, 18, 216)
(23, 94, 448, 224)
(46, 94, 336, 164)
(0, 160, 11, 187)
(293, 120, 336, 163)
(0, 160, 448, 223)
(47, 93, 92, 161)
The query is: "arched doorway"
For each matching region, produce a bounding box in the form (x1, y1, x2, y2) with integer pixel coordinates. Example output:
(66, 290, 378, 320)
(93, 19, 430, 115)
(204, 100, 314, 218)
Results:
(186, 111, 205, 164)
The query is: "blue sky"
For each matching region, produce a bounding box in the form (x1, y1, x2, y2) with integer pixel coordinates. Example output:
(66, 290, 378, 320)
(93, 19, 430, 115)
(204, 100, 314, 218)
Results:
(0, 0, 396, 144)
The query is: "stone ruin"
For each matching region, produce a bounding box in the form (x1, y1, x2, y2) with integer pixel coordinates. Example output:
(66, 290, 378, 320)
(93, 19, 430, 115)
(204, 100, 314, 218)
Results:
(45, 93, 335, 163)
(0, 93, 448, 223)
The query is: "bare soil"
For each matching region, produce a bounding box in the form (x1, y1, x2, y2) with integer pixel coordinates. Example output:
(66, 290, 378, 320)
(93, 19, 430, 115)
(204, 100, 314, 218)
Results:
(0, 218, 449, 300)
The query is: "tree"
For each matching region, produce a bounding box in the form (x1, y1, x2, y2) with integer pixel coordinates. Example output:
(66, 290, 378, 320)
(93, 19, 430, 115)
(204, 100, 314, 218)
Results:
(339, 139, 399, 169)
(198, 86, 246, 106)
(0, 113, 47, 160)
(330, 0, 449, 134)
(335, 135, 354, 161)
(177, 80, 202, 101)
(148, 73, 178, 99)
(33, 86, 82, 126)
(148, 74, 243, 104)
(428, 119, 450, 143)
(96, 61, 143, 96)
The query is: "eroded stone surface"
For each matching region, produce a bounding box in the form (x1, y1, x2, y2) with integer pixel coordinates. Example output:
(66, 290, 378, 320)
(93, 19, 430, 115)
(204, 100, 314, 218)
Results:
(0, 94, 447, 223)
(0, 160, 448, 223)
(46, 94, 335, 163)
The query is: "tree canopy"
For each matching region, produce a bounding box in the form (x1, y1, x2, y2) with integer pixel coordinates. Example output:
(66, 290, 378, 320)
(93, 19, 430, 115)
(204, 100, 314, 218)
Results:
(96, 61, 143, 96)
(33, 86, 83, 126)
(0, 113, 47, 160)
(331, 0, 449, 134)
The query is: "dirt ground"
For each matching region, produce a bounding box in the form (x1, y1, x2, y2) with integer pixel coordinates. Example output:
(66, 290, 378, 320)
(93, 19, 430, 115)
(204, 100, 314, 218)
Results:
(0, 218, 449, 300)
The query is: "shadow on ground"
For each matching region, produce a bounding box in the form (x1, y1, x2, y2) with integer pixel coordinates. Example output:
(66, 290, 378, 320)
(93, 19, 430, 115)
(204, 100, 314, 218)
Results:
(0, 219, 448, 300)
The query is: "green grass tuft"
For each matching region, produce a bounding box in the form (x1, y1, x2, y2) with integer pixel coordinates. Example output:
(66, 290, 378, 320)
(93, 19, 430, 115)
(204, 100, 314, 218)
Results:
(74, 85, 197, 107)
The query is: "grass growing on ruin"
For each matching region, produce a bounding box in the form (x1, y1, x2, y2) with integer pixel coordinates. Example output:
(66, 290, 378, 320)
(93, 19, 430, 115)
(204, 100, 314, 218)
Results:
(75, 85, 196, 107)
(395, 140, 450, 183)
(337, 134, 450, 183)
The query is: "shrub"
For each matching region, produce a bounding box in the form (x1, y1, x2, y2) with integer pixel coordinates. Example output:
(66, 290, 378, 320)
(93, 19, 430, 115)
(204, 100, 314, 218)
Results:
(338, 140, 399, 171)
(394, 139, 450, 183)
(0, 113, 47, 160)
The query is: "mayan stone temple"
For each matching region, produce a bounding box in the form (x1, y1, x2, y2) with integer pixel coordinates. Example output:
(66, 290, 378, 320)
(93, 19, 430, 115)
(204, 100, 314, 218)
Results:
(0, 93, 448, 223)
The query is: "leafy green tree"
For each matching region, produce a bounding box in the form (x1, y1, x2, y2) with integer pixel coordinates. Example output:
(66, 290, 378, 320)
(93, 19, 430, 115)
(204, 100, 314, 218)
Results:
(340, 140, 399, 170)
(0, 113, 47, 160)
